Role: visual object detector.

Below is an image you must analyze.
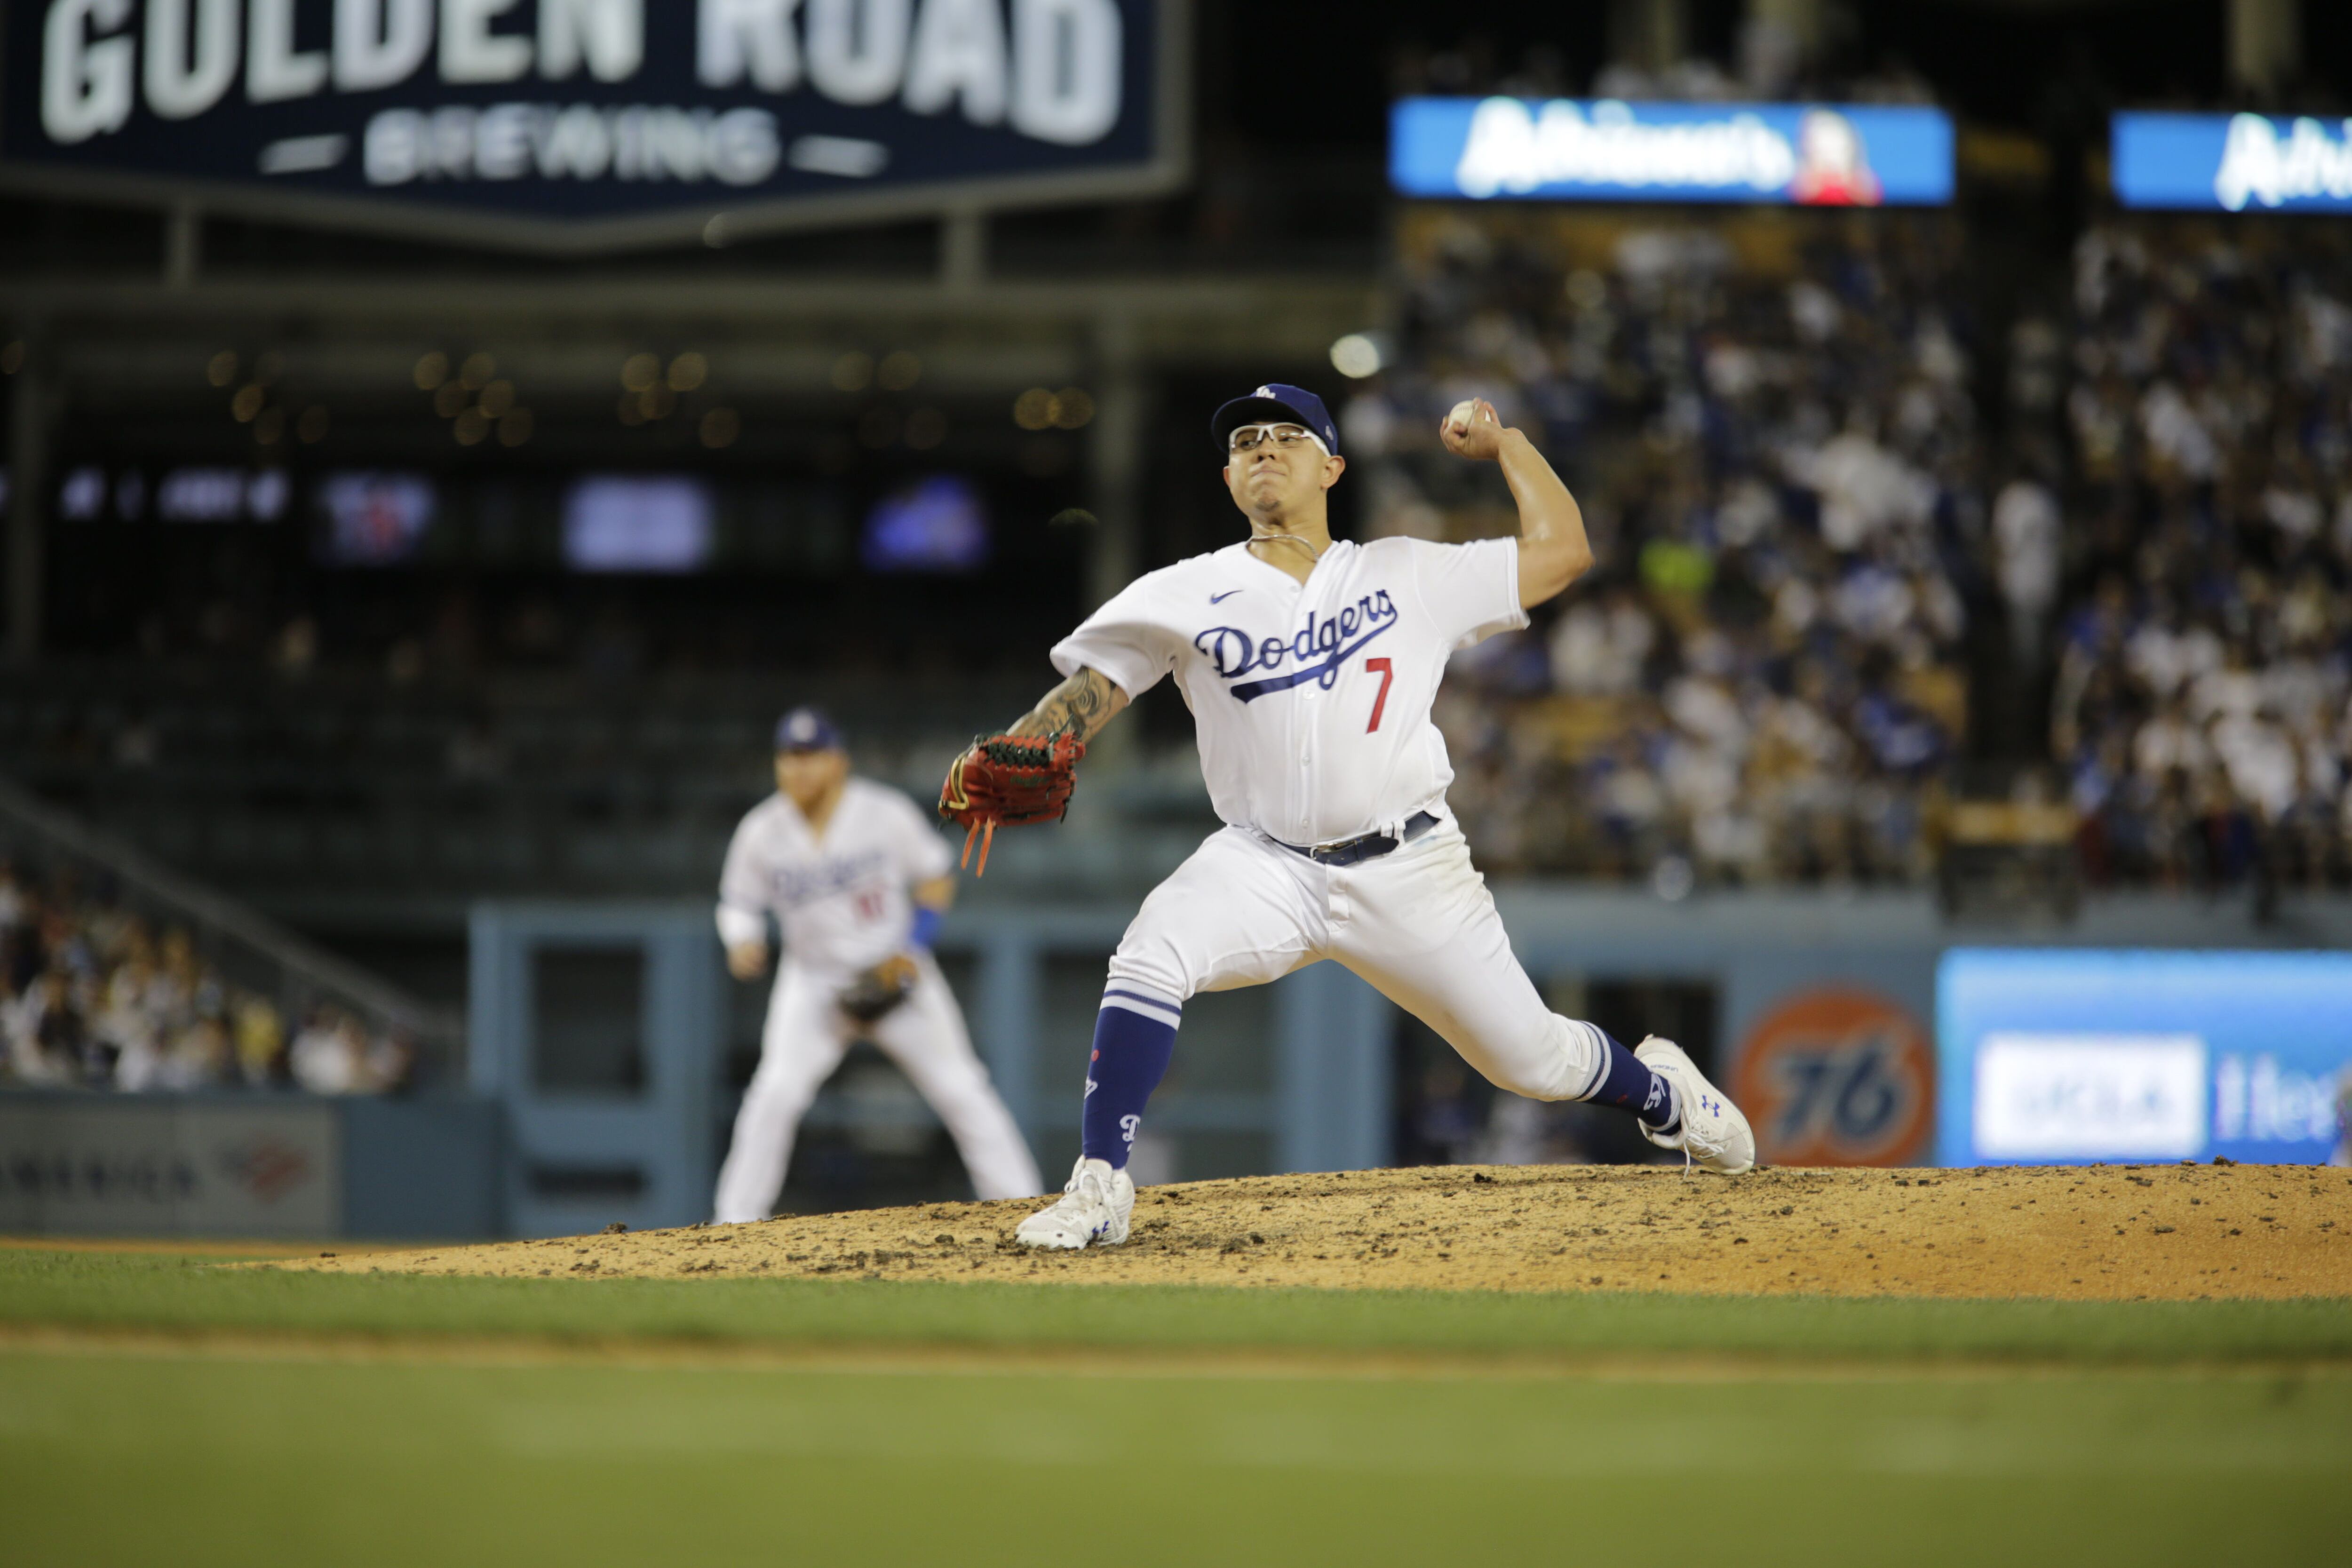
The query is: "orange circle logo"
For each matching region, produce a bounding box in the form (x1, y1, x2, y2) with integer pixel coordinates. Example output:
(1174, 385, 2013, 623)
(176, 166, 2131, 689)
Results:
(1733, 988, 1934, 1166)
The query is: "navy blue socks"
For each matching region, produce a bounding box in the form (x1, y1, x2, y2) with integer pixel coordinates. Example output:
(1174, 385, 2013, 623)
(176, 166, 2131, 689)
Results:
(1581, 1027, 1680, 1132)
(1081, 982, 1181, 1169)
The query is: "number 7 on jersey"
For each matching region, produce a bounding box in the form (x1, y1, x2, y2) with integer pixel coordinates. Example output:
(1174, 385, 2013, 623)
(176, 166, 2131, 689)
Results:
(1364, 657, 1394, 732)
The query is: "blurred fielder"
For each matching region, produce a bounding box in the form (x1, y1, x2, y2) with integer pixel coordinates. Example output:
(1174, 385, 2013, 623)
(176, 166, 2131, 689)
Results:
(713, 708, 1041, 1223)
(939, 386, 1755, 1250)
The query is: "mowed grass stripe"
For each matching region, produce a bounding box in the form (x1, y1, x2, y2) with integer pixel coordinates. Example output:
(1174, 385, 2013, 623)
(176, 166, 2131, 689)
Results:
(4, 1349, 2349, 1568)
(4, 1249, 2352, 1365)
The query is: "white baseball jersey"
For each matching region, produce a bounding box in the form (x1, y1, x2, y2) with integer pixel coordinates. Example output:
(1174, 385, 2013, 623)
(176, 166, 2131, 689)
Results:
(715, 778, 954, 974)
(1052, 536, 1526, 845)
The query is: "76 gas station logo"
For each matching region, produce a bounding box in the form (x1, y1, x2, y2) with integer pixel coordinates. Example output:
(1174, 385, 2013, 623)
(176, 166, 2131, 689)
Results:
(1732, 989, 1935, 1167)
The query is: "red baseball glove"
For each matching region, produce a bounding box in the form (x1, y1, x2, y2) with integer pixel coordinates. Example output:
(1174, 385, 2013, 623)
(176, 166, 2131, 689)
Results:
(937, 732, 1084, 875)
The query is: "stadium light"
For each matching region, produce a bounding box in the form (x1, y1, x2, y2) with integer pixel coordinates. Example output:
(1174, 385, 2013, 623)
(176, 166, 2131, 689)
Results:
(1330, 334, 1386, 379)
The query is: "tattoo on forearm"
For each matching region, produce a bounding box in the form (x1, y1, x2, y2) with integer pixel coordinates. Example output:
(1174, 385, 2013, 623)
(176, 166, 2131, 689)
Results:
(1009, 667, 1125, 742)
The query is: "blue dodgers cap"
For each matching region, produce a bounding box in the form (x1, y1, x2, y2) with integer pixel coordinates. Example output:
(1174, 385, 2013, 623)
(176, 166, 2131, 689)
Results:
(774, 707, 843, 753)
(1210, 382, 1340, 458)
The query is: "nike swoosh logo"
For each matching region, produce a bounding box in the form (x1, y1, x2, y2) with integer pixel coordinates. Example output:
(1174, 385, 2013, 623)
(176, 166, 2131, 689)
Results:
(1209, 589, 1243, 604)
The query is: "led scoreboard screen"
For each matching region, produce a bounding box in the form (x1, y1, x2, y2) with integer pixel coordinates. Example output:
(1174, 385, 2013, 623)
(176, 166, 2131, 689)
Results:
(1391, 96, 1953, 207)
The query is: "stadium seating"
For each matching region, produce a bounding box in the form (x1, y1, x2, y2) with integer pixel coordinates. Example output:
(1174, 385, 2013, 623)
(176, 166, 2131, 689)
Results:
(1343, 207, 1987, 886)
(2052, 219, 2352, 892)
(0, 855, 412, 1095)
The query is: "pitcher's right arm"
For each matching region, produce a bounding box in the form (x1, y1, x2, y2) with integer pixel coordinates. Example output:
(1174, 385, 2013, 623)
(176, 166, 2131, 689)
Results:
(1005, 666, 1130, 745)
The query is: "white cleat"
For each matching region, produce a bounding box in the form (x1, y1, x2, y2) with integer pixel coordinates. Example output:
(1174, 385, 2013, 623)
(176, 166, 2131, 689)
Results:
(1634, 1035, 1755, 1175)
(1014, 1156, 1135, 1250)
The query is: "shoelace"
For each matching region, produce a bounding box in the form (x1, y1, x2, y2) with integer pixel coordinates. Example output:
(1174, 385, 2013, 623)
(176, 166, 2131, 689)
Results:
(1037, 1179, 1112, 1242)
(1047, 1172, 1105, 1217)
(1666, 1071, 1700, 1174)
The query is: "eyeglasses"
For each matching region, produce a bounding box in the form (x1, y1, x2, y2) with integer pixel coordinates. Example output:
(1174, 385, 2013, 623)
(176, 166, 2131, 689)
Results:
(1228, 422, 1327, 455)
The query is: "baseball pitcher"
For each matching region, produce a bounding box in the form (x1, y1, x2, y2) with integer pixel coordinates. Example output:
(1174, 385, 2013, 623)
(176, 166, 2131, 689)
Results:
(712, 708, 1042, 1223)
(939, 386, 1755, 1250)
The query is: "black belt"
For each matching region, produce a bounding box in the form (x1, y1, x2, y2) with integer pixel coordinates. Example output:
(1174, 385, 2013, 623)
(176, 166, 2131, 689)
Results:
(1274, 811, 1439, 868)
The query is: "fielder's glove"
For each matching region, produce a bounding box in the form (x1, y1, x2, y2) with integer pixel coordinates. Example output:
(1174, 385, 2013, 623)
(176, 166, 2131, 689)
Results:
(836, 955, 918, 1025)
(937, 732, 1084, 875)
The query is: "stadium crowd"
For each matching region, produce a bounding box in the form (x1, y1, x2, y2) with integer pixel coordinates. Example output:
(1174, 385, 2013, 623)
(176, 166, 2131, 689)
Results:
(1346, 209, 1986, 886)
(0, 861, 409, 1095)
(2049, 221, 2352, 891)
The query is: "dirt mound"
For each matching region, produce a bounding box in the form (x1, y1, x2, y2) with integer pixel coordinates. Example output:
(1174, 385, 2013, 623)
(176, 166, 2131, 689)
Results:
(290, 1163, 2352, 1301)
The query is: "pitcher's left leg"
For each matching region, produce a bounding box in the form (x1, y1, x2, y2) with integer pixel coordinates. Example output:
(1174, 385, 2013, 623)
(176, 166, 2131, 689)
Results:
(1327, 826, 1596, 1098)
(1330, 825, 1753, 1172)
(870, 960, 1044, 1200)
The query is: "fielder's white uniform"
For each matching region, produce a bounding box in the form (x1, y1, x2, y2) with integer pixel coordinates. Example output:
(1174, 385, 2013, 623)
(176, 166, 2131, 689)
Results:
(1056, 534, 1614, 1102)
(711, 778, 1042, 1222)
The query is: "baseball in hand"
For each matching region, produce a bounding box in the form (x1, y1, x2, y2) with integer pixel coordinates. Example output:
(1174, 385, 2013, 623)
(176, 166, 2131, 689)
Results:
(1441, 397, 1503, 460)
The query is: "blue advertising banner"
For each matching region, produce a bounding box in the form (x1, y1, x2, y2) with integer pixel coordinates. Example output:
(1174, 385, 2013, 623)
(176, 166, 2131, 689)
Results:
(1937, 950, 2352, 1168)
(1, 0, 1186, 250)
(1390, 96, 1953, 207)
(2114, 111, 2352, 212)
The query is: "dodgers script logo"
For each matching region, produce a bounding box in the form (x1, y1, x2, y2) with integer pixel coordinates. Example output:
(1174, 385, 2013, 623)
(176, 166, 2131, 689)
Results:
(776, 851, 888, 907)
(1194, 592, 1399, 702)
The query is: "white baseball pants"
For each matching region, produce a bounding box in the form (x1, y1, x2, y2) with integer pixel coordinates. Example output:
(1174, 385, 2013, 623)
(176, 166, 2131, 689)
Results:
(1107, 818, 1606, 1103)
(712, 954, 1042, 1223)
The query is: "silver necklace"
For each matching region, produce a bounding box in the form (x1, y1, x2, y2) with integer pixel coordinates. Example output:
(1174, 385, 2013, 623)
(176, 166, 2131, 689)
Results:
(1248, 530, 1327, 564)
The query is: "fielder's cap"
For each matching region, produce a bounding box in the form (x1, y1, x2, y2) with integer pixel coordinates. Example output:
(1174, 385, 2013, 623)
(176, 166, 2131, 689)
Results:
(774, 707, 843, 753)
(1211, 382, 1340, 458)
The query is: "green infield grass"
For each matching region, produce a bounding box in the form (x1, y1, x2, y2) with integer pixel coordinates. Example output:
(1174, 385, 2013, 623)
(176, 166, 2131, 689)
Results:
(3, 1247, 2349, 1567)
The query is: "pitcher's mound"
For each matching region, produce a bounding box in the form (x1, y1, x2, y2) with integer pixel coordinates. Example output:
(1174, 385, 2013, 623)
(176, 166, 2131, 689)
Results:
(290, 1163, 2352, 1301)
